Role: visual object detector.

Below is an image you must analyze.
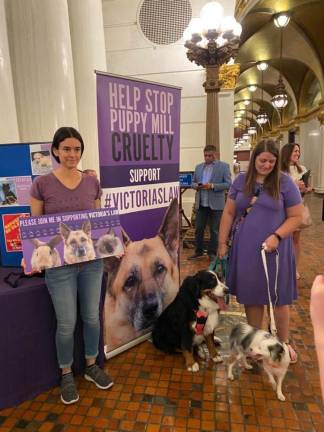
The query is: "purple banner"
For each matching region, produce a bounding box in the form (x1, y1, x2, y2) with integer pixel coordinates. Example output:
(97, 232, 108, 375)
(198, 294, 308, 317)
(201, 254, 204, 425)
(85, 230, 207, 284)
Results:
(20, 208, 123, 273)
(96, 72, 181, 353)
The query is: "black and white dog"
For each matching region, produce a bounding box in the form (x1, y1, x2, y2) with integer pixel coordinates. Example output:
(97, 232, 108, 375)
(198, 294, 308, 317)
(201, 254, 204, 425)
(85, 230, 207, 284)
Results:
(228, 323, 290, 401)
(152, 270, 229, 372)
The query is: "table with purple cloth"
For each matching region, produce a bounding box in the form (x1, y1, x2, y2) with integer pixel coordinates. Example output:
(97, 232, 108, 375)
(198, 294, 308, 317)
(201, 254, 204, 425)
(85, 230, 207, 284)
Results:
(0, 266, 106, 410)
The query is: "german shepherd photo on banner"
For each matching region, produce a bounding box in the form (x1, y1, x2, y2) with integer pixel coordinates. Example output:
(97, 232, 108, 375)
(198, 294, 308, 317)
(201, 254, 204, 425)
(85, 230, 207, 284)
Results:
(103, 198, 179, 352)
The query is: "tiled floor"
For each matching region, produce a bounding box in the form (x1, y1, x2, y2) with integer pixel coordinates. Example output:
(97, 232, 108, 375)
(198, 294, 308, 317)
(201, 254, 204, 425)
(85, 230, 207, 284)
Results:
(1, 195, 324, 431)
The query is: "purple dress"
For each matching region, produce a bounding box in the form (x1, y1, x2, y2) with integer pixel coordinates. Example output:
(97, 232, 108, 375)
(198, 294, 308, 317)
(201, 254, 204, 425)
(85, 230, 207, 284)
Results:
(226, 173, 302, 306)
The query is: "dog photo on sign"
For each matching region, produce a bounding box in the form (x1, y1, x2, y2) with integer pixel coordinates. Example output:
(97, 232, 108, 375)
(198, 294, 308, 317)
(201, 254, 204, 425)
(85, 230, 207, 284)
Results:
(103, 198, 180, 352)
(59, 220, 96, 264)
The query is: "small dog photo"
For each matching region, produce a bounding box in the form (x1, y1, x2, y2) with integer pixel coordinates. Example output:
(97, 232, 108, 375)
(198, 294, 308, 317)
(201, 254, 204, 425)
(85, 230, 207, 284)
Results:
(59, 220, 96, 264)
(0, 181, 18, 206)
(31, 150, 53, 175)
(30, 235, 62, 271)
(95, 228, 124, 258)
(228, 322, 290, 401)
(152, 269, 229, 372)
(104, 198, 180, 352)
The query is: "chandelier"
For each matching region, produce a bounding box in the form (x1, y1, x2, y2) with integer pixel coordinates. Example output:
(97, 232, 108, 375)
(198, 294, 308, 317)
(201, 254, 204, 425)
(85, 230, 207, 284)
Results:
(183, 2, 242, 67)
(256, 62, 268, 125)
(271, 14, 289, 110)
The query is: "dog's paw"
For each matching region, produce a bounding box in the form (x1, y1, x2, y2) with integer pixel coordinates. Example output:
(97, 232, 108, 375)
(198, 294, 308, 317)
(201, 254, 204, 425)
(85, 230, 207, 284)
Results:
(228, 372, 234, 380)
(212, 355, 223, 363)
(187, 362, 199, 372)
(277, 392, 286, 402)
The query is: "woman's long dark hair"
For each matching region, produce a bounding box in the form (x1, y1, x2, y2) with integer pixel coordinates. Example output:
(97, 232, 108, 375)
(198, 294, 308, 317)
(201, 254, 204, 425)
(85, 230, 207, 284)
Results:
(280, 143, 303, 174)
(51, 126, 84, 163)
(244, 139, 280, 200)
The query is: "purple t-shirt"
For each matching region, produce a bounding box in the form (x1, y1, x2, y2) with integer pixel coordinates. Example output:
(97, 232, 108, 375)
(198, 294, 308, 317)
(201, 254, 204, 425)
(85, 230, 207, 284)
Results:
(30, 172, 102, 215)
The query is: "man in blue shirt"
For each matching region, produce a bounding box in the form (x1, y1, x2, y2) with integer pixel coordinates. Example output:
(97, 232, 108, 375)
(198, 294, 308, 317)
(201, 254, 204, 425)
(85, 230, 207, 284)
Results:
(189, 145, 232, 261)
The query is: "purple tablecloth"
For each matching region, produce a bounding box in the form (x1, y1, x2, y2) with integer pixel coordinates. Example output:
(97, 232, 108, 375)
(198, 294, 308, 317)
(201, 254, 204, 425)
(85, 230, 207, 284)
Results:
(0, 266, 106, 409)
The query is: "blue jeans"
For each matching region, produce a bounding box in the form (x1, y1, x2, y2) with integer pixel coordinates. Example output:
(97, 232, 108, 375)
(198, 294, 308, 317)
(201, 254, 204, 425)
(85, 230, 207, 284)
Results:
(45, 259, 104, 369)
(195, 206, 222, 255)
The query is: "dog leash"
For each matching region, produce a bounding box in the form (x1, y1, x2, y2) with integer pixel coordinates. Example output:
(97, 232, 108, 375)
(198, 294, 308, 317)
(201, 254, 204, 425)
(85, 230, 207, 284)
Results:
(261, 246, 279, 336)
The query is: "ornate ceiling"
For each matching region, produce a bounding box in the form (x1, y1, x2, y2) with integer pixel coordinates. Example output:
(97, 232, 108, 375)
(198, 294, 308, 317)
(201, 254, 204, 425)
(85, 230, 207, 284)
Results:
(234, 0, 324, 134)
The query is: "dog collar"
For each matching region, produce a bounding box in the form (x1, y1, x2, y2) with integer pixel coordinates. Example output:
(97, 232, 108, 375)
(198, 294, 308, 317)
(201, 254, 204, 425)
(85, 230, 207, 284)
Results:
(194, 310, 208, 334)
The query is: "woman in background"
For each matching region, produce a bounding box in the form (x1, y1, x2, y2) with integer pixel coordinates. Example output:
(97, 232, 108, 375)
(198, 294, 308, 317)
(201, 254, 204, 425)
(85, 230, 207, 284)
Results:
(218, 139, 303, 363)
(281, 143, 312, 279)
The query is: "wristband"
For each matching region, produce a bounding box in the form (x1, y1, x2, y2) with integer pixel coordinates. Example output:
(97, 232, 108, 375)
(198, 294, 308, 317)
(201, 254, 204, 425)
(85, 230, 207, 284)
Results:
(272, 232, 282, 242)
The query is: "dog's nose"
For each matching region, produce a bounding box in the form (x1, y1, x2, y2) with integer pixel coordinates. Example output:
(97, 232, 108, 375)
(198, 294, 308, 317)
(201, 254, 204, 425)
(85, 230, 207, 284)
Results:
(76, 247, 86, 257)
(105, 244, 113, 253)
(143, 303, 158, 320)
(224, 286, 229, 294)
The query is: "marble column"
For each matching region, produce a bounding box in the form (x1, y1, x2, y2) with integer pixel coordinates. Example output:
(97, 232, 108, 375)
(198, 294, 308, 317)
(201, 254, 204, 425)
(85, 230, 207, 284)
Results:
(204, 66, 221, 156)
(0, 0, 19, 143)
(219, 91, 235, 169)
(5, 0, 78, 142)
(68, 0, 107, 172)
(314, 113, 324, 193)
(218, 64, 240, 169)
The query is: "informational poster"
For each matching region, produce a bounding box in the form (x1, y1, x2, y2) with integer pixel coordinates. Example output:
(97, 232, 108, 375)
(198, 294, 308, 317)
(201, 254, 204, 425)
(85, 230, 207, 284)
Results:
(20, 208, 123, 273)
(2, 213, 30, 252)
(0, 176, 32, 207)
(0, 142, 52, 266)
(96, 72, 181, 356)
(29, 142, 58, 175)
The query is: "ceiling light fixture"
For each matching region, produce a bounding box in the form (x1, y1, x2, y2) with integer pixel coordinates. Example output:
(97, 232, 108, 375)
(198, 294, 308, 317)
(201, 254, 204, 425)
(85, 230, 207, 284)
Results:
(271, 18, 289, 112)
(248, 84, 257, 92)
(247, 91, 257, 135)
(256, 62, 268, 125)
(273, 12, 290, 28)
(256, 61, 268, 71)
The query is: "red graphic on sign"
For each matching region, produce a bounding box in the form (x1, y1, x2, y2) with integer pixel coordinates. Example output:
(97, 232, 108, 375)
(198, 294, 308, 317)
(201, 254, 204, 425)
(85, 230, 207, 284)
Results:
(2, 213, 30, 252)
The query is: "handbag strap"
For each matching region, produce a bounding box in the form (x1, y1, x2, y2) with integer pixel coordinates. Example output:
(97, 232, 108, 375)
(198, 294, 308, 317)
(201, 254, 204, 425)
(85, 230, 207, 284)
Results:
(261, 247, 279, 336)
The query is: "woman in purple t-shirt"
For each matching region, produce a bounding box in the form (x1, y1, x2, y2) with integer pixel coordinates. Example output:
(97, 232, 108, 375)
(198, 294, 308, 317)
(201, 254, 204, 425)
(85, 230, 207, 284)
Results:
(29, 127, 113, 405)
(217, 140, 303, 363)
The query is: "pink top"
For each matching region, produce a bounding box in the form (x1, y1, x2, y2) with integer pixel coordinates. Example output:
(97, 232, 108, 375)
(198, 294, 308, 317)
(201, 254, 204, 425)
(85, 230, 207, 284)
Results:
(30, 172, 102, 215)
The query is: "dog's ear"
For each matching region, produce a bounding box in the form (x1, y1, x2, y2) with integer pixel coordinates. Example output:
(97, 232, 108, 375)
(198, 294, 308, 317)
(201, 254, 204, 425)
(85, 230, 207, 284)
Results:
(103, 257, 121, 297)
(158, 198, 179, 262)
(59, 222, 71, 240)
(269, 343, 284, 362)
(181, 275, 201, 302)
(30, 238, 44, 248)
(47, 234, 62, 249)
(82, 220, 92, 236)
(121, 227, 131, 247)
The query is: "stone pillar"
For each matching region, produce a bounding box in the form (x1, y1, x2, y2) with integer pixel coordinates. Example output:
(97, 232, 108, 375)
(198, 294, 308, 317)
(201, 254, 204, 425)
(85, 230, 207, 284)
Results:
(314, 112, 324, 193)
(204, 66, 221, 155)
(5, 0, 78, 142)
(68, 0, 107, 172)
(218, 64, 240, 168)
(0, 0, 19, 143)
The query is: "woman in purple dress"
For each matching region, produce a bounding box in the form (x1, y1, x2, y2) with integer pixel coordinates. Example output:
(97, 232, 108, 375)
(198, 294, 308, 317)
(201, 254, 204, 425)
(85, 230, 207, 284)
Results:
(218, 140, 303, 363)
